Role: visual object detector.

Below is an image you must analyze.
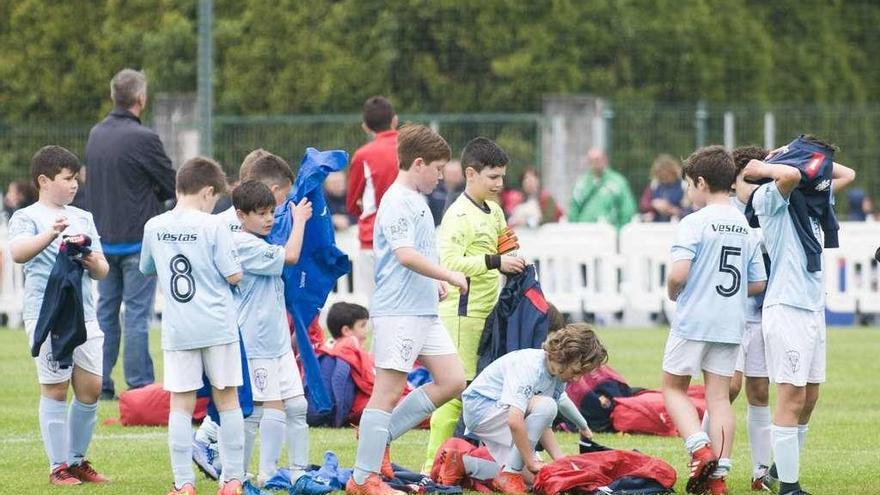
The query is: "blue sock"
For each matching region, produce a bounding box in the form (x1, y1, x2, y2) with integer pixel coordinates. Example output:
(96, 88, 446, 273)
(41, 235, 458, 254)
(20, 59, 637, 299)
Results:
(67, 399, 98, 467)
(39, 397, 68, 470)
(219, 409, 245, 482)
(352, 409, 391, 484)
(388, 386, 436, 441)
(243, 405, 262, 474)
(258, 408, 286, 479)
(168, 411, 195, 488)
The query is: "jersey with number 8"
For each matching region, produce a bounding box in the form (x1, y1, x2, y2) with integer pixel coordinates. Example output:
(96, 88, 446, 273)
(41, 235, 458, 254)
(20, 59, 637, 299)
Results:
(670, 203, 767, 344)
(140, 209, 242, 351)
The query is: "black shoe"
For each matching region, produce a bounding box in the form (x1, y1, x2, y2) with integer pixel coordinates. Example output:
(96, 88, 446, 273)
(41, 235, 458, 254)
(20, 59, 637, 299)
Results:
(99, 390, 118, 401)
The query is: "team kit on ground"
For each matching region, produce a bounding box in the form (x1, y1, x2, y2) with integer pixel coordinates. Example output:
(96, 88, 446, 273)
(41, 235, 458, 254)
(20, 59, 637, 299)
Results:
(10, 108, 852, 495)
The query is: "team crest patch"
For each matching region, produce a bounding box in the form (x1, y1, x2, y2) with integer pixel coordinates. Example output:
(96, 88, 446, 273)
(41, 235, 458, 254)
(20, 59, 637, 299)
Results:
(254, 368, 269, 392)
(516, 385, 535, 398)
(786, 350, 801, 374)
(45, 352, 60, 374)
(398, 338, 415, 362)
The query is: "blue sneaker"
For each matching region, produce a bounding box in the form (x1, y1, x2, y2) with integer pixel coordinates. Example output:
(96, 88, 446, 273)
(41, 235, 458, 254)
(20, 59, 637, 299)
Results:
(291, 474, 334, 495)
(192, 435, 219, 480)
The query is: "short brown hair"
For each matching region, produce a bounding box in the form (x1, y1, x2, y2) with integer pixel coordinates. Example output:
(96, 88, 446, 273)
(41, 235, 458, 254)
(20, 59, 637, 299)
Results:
(31, 145, 81, 189)
(461, 137, 509, 173)
(543, 323, 608, 375)
(363, 96, 395, 132)
(732, 145, 768, 174)
(682, 145, 736, 193)
(239, 148, 270, 181)
(248, 154, 295, 188)
(176, 156, 227, 195)
(397, 124, 451, 171)
(232, 180, 275, 214)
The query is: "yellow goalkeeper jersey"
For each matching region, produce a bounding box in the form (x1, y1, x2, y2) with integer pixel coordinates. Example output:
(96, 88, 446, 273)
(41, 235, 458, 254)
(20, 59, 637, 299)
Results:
(438, 193, 507, 318)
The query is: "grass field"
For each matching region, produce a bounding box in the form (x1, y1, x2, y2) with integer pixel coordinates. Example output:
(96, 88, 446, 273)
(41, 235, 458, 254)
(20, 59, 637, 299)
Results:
(0, 327, 877, 495)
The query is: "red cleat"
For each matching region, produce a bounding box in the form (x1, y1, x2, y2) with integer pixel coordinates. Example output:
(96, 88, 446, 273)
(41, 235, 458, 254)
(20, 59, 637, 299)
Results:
(492, 471, 528, 494)
(380, 444, 395, 480)
(436, 446, 466, 486)
(707, 476, 729, 495)
(346, 473, 405, 495)
(217, 479, 243, 495)
(49, 464, 82, 486)
(167, 483, 197, 495)
(68, 460, 110, 483)
(686, 444, 717, 494)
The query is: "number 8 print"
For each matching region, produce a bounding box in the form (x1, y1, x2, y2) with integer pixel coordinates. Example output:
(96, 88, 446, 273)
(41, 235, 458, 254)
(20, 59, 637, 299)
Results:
(169, 254, 196, 303)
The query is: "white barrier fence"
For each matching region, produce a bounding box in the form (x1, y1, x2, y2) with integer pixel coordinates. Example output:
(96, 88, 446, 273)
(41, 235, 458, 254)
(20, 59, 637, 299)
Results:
(2, 222, 878, 328)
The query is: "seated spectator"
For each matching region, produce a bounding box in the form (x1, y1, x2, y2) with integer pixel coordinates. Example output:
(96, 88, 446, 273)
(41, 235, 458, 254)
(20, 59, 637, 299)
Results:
(638, 154, 687, 222)
(847, 188, 874, 221)
(325, 171, 357, 231)
(3, 179, 37, 219)
(568, 148, 637, 228)
(507, 167, 563, 228)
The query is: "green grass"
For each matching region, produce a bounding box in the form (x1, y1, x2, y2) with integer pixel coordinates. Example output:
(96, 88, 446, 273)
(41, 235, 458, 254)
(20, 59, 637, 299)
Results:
(0, 327, 878, 494)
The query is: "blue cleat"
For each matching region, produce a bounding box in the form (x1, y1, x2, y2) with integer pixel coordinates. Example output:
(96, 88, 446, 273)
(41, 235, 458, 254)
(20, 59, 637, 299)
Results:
(192, 435, 219, 480)
(291, 474, 334, 495)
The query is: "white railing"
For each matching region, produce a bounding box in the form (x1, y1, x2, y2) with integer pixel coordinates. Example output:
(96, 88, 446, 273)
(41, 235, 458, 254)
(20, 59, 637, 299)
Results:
(2, 222, 878, 328)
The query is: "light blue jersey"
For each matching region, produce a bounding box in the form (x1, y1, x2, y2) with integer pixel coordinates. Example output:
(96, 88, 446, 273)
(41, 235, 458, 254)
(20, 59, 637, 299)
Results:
(463, 348, 566, 426)
(371, 183, 439, 317)
(140, 208, 241, 351)
(217, 206, 241, 233)
(732, 197, 766, 323)
(752, 182, 825, 311)
(670, 203, 766, 344)
(234, 231, 290, 359)
(8, 202, 103, 322)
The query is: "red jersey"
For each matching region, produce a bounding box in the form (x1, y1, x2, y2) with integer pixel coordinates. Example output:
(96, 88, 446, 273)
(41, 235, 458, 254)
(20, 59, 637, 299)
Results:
(346, 130, 399, 249)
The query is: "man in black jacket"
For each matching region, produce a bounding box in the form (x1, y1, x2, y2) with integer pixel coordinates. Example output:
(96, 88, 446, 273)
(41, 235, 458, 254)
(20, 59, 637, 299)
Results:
(85, 68, 176, 400)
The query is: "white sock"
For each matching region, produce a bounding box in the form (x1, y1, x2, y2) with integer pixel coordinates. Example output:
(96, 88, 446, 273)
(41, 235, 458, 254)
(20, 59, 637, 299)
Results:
(771, 424, 799, 484)
(258, 409, 286, 480)
(464, 455, 500, 481)
(219, 409, 245, 482)
(352, 409, 391, 484)
(797, 424, 809, 451)
(39, 397, 68, 470)
(168, 411, 195, 488)
(195, 416, 220, 444)
(67, 399, 98, 467)
(285, 396, 309, 482)
(712, 458, 732, 478)
(685, 431, 711, 454)
(747, 405, 772, 474)
(701, 411, 710, 433)
(388, 387, 436, 441)
(503, 397, 557, 473)
(243, 406, 263, 474)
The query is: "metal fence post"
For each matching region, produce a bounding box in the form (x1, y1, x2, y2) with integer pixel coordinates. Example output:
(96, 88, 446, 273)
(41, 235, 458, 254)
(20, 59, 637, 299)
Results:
(764, 111, 775, 150)
(723, 111, 735, 150)
(695, 100, 707, 148)
(197, 0, 213, 157)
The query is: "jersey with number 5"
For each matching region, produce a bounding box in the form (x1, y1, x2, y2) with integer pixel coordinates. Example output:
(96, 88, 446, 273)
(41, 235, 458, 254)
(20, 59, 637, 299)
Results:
(140, 209, 242, 351)
(670, 203, 767, 344)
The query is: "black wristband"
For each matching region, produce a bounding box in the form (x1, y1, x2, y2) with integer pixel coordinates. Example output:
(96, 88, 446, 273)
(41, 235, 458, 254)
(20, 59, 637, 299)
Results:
(485, 254, 501, 270)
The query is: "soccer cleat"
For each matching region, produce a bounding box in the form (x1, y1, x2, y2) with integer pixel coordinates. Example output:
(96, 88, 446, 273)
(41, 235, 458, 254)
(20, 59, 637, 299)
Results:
(492, 471, 528, 494)
(707, 476, 729, 495)
(49, 464, 82, 486)
(167, 482, 197, 495)
(193, 436, 220, 480)
(345, 473, 406, 495)
(380, 445, 395, 480)
(217, 479, 243, 495)
(436, 445, 466, 486)
(752, 465, 777, 493)
(292, 474, 335, 495)
(685, 444, 717, 495)
(67, 460, 110, 483)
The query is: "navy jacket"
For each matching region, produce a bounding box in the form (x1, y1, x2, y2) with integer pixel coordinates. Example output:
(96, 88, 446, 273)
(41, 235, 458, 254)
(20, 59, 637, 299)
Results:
(31, 241, 91, 368)
(476, 265, 550, 374)
(745, 136, 838, 272)
(305, 354, 356, 427)
(85, 109, 176, 244)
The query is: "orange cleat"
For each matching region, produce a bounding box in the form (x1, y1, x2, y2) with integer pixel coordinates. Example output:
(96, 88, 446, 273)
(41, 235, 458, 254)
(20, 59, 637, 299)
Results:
(436, 446, 466, 486)
(686, 445, 718, 494)
(49, 464, 82, 486)
(68, 460, 110, 483)
(345, 473, 405, 495)
(217, 479, 243, 495)
(707, 476, 729, 495)
(380, 444, 395, 480)
(492, 471, 528, 494)
(167, 482, 196, 495)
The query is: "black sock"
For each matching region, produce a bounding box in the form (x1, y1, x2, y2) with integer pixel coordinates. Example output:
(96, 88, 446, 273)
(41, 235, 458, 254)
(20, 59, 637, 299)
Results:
(779, 481, 801, 494)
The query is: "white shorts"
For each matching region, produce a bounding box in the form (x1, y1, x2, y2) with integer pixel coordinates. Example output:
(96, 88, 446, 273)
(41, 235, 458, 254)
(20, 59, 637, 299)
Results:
(735, 321, 769, 378)
(248, 350, 304, 402)
(466, 402, 516, 465)
(762, 305, 826, 386)
(372, 315, 458, 373)
(163, 342, 243, 393)
(25, 319, 103, 385)
(354, 249, 376, 297)
(662, 334, 740, 378)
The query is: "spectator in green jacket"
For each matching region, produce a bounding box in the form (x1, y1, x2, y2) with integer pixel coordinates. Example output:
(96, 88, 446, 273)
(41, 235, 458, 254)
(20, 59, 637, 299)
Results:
(567, 148, 637, 228)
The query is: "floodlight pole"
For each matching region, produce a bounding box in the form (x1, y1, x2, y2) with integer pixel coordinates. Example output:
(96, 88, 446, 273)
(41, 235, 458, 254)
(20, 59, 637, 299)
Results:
(198, 0, 214, 156)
